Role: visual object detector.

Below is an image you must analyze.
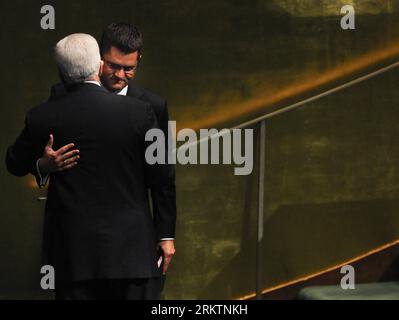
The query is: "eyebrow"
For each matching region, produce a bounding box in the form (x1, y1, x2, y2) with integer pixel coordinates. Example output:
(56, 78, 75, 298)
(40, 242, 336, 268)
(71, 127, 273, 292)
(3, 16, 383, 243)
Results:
(106, 60, 136, 68)
(111, 62, 135, 68)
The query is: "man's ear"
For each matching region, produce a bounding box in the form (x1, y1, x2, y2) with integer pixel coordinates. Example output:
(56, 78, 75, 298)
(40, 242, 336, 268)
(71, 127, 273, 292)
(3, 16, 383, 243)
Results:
(98, 60, 104, 76)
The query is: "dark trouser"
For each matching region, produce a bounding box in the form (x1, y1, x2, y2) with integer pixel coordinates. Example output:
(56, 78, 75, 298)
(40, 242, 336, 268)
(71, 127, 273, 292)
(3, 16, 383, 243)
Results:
(55, 277, 165, 300)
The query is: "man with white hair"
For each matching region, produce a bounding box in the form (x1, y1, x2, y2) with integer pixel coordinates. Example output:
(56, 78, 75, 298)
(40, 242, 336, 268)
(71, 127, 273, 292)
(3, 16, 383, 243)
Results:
(6, 33, 175, 299)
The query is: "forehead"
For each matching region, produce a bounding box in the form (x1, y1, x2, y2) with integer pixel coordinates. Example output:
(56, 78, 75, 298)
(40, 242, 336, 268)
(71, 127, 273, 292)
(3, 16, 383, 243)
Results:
(103, 46, 139, 66)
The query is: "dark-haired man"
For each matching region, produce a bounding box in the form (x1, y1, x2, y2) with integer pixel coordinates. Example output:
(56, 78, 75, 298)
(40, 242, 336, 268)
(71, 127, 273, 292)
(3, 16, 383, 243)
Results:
(35, 23, 176, 299)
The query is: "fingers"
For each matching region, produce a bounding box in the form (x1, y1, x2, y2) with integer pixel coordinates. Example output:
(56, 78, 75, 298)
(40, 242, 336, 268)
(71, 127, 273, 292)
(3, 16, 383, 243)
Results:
(159, 240, 175, 274)
(59, 162, 78, 171)
(56, 153, 80, 172)
(55, 143, 76, 156)
(62, 155, 80, 166)
(162, 253, 173, 274)
(46, 134, 54, 148)
(162, 256, 172, 274)
(162, 249, 176, 274)
(162, 255, 173, 275)
(59, 149, 80, 162)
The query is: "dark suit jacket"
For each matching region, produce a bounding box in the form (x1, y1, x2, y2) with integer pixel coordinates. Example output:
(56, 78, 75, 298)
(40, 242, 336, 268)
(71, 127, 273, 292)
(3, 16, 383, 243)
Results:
(49, 80, 170, 138)
(6, 83, 175, 282)
(49, 80, 176, 242)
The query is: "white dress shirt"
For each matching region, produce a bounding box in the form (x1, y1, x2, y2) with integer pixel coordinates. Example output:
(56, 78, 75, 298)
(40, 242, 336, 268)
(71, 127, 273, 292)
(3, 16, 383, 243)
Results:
(116, 85, 128, 96)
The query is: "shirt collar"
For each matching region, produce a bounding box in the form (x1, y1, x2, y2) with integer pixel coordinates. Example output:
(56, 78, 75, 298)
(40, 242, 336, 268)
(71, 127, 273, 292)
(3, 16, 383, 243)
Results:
(83, 80, 101, 87)
(116, 85, 129, 96)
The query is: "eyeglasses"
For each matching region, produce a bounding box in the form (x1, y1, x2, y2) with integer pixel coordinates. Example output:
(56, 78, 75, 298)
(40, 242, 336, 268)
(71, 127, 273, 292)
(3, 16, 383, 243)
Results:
(103, 59, 138, 74)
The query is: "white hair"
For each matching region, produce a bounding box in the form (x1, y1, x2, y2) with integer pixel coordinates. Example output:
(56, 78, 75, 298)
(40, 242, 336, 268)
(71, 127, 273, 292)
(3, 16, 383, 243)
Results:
(54, 33, 101, 85)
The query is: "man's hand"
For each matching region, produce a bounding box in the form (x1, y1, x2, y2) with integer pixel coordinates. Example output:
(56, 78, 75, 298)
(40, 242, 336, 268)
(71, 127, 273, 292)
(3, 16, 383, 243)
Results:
(38, 134, 80, 175)
(159, 240, 175, 275)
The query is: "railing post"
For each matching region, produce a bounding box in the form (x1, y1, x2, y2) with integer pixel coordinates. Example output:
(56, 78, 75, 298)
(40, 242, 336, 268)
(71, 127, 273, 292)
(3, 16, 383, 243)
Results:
(256, 120, 266, 299)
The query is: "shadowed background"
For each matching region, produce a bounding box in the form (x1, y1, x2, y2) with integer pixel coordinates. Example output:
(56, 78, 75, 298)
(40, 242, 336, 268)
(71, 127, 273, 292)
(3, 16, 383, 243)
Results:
(1, 0, 399, 299)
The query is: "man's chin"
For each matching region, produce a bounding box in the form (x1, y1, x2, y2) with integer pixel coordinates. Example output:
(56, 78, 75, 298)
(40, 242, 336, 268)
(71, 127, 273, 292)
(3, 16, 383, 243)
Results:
(104, 81, 127, 92)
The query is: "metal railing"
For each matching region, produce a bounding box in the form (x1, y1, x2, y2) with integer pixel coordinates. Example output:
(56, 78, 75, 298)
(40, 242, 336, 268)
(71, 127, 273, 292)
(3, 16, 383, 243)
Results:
(182, 60, 399, 299)
(247, 61, 399, 299)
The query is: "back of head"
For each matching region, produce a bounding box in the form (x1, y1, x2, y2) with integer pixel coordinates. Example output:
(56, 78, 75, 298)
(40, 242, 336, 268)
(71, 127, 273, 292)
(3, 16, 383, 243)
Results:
(100, 22, 143, 56)
(55, 33, 101, 85)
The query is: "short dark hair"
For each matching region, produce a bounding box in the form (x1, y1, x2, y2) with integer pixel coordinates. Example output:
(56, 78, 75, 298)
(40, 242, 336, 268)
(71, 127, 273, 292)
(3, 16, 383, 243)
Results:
(100, 22, 143, 56)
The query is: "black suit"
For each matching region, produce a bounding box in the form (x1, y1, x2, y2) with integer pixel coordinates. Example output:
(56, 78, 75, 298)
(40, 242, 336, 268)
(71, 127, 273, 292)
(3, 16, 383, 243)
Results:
(49, 81, 176, 241)
(50, 80, 171, 138)
(49, 80, 170, 145)
(6, 83, 175, 298)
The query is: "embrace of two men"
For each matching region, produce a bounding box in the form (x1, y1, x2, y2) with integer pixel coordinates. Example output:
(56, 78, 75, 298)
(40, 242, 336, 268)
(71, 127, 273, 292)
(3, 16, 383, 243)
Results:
(6, 23, 176, 300)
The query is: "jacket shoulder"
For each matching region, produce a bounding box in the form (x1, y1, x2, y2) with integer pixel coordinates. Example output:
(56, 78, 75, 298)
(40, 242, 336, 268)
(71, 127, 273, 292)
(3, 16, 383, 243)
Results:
(127, 81, 167, 111)
(49, 82, 68, 101)
(110, 91, 150, 109)
(105, 93, 152, 123)
(27, 100, 55, 119)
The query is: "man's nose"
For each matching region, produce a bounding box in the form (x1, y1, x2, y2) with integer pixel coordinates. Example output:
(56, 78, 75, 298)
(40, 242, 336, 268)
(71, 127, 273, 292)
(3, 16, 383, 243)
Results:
(114, 68, 126, 79)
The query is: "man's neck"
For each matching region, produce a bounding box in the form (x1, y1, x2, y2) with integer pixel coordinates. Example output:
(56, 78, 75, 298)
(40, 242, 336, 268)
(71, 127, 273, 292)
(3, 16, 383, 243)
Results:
(89, 75, 100, 82)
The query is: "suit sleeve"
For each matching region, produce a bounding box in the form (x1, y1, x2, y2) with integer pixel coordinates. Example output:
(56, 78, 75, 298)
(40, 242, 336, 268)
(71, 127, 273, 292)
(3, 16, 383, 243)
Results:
(22, 82, 66, 188)
(6, 114, 42, 178)
(143, 104, 177, 240)
(24, 82, 69, 188)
